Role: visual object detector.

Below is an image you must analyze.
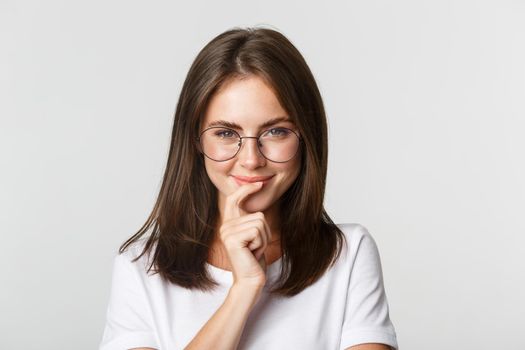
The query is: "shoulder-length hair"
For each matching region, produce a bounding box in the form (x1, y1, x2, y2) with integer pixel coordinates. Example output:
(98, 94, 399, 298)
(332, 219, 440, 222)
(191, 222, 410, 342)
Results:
(120, 26, 346, 297)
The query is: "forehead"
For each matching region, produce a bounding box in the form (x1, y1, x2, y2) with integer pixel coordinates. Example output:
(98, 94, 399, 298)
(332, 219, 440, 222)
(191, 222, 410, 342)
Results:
(201, 76, 295, 131)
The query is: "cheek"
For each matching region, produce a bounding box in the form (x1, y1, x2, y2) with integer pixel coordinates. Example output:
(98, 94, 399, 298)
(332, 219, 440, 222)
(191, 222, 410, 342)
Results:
(204, 159, 232, 190)
(275, 161, 301, 192)
(287, 156, 301, 179)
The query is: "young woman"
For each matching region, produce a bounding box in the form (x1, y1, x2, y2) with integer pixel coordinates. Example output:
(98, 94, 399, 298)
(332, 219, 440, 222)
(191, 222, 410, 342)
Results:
(99, 27, 399, 350)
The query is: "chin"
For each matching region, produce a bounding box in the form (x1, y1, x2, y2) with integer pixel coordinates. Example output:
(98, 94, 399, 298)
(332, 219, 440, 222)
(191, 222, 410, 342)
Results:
(240, 193, 278, 213)
(241, 199, 270, 214)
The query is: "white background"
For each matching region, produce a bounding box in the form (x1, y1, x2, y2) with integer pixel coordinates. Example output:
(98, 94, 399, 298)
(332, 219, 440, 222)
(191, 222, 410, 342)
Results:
(1, 1, 524, 349)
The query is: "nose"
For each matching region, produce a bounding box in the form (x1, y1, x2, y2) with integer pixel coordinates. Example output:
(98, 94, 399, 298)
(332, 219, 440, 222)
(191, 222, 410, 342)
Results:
(238, 137, 266, 168)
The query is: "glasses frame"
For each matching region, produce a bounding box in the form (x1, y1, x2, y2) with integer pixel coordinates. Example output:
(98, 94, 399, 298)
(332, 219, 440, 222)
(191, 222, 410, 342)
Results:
(196, 126, 303, 163)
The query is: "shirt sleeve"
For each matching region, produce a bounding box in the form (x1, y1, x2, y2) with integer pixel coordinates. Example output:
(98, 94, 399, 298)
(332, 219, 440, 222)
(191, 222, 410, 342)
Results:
(99, 252, 159, 350)
(339, 225, 399, 350)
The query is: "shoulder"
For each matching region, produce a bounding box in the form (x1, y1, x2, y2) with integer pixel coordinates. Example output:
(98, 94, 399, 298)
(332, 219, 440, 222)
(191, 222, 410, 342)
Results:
(114, 236, 156, 275)
(335, 223, 382, 263)
(336, 223, 376, 247)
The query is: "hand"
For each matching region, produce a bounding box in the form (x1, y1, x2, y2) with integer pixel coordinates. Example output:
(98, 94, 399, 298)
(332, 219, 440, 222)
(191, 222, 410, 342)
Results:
(218, 181, 273, 288)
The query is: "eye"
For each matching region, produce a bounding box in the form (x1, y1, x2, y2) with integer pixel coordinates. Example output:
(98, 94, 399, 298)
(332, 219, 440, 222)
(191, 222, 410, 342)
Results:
(267, 127, 290, 137)
(214, 128, 236, 138)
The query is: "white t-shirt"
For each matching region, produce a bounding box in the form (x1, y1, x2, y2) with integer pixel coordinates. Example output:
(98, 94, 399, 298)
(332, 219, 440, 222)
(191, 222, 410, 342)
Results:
(99, 223, 399, 350)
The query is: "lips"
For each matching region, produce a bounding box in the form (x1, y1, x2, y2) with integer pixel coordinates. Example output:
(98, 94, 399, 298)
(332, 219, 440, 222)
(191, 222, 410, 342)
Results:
(232, 175, 274, 185)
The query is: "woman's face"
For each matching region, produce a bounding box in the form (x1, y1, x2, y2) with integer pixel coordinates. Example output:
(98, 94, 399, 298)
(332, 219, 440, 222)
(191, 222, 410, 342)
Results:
(200, 75, 301, 216)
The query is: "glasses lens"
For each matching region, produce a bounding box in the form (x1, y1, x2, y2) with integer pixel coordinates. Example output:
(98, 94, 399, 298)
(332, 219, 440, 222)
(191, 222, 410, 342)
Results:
(200, 127, 240, 161)
(258, 128, 299, 162)
(199, 127, 300, 162)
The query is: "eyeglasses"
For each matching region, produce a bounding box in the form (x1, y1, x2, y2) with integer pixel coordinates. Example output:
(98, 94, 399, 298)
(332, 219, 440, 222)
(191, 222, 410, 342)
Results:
(196, 126, 302, 163)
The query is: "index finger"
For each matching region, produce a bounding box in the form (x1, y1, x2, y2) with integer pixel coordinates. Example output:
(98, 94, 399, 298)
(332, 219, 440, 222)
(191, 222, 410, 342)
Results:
(223, 181, 263, 221)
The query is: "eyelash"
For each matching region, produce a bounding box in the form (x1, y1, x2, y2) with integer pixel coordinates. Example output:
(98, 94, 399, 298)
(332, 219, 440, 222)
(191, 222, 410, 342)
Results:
(267, 128, 290, 136)
(215, 129, 235, 138)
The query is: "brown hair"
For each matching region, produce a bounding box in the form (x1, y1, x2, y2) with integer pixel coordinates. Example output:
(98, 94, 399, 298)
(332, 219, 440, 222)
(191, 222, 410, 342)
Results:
(120, 26, 346, 297)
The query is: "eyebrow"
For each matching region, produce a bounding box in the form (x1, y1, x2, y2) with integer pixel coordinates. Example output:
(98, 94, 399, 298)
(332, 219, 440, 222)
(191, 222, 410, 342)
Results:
(206, 116, 293, 130)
